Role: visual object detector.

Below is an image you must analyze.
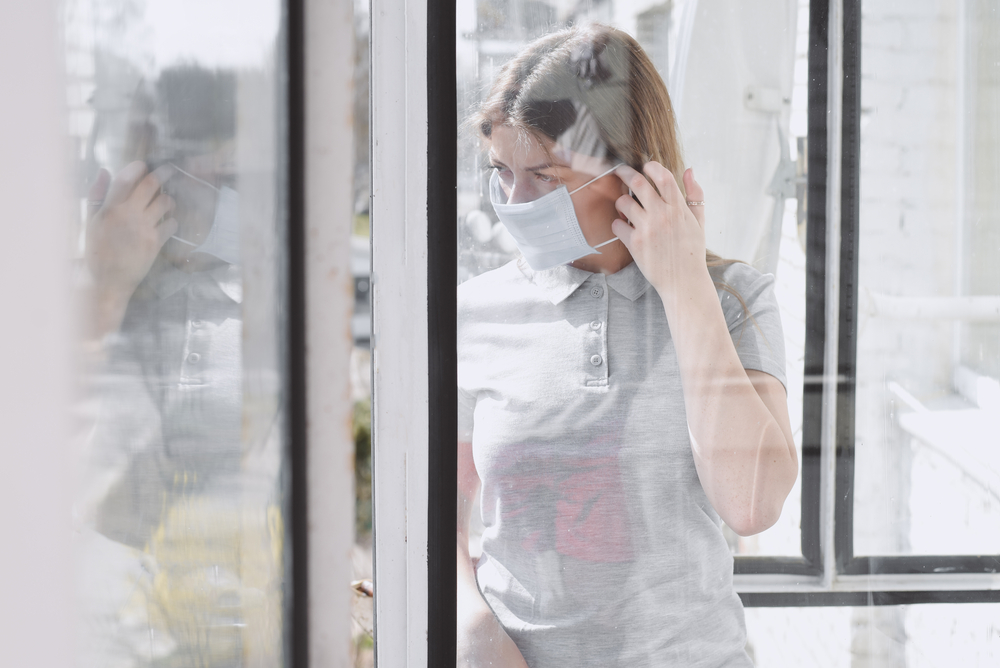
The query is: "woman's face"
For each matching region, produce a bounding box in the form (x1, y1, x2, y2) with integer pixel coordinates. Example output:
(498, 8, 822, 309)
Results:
(160, 142, 236, 267)
(488, 125, 625, 248)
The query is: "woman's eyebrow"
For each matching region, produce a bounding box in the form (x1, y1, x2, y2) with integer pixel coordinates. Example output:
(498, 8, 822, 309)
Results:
(525, 162, 560, 172)
(487, 156, 568, 172)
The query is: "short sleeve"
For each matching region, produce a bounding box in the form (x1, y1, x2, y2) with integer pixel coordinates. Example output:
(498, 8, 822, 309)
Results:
(713, 263, 787, 391)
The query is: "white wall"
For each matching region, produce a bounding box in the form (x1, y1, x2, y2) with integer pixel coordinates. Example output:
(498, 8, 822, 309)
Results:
(0, 2, 76, 666)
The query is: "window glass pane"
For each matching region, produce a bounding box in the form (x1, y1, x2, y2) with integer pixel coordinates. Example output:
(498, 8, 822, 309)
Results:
(746, 604, 1000, 666)
(456, 1, 808, 664)
(65, 1, 288, 664)
(854, 0, 1000, 556)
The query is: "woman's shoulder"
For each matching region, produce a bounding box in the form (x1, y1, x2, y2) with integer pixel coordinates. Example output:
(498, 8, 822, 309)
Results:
(708, 260, 775, 299)
(457, 259, 530, 305)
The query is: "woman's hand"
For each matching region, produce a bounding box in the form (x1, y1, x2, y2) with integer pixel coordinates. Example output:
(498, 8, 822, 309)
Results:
(610, 163, 709, 304)
(87, 161, 177, 296)
(86, 161, 177, 337)
(457, 550, 530, 668)
(457, 440, 530, 667)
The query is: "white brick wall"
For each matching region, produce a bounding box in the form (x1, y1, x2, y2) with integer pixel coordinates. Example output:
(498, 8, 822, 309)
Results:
(854, 0, 960, 560)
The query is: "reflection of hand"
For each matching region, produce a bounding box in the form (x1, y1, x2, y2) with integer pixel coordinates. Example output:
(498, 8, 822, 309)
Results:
(87, 161, 177, 297)
(611, 164, 709, 304)
(86, 161, 177, 337)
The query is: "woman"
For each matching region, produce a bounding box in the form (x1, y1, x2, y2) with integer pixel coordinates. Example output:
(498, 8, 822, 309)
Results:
(457, 24, 797, 667)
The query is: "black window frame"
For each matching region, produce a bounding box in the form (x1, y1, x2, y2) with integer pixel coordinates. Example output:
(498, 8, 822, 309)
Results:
(287, 0, 311, 665)
(830, 0, 1000, 582)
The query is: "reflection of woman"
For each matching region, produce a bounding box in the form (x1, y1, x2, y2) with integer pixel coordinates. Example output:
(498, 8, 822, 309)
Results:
(457, 25, 797, 667)
(79, 68, 280, 668)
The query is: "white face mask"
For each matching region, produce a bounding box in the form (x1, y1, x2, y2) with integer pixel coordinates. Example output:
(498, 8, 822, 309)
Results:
(169, 165, 240, 266)
(489, 164, 620, 271)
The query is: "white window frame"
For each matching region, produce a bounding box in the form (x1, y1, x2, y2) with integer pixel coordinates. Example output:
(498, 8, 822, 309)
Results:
(370, 0, 432, 664)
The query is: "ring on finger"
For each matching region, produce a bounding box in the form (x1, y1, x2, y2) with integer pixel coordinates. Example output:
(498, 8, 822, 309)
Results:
(686, 200, 706, 206)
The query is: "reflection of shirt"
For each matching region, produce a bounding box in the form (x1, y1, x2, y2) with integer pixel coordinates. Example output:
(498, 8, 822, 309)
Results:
(458, 259, 786, 668)
(90, 259, 244, 547)
(79, 258, 282, 668)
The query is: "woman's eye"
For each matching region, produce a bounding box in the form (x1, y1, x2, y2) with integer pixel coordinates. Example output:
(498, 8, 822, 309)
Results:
(492, 166, 513, 183)
(536, 173, 555, 183)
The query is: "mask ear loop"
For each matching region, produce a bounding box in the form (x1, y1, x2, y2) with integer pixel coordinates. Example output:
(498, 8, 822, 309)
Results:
(567, 162, 622, 195)
(568, 163, 625, 249)
(166, 163, 221, 247)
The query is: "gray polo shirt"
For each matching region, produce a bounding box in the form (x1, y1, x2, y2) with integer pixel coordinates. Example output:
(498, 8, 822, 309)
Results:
(458, 258, 786, 667)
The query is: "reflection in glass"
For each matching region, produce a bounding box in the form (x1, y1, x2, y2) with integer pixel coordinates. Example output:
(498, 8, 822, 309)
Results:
(456, 6, 804, 664)
(854, 0, 1000, 557)
(67, 1, 286, 665)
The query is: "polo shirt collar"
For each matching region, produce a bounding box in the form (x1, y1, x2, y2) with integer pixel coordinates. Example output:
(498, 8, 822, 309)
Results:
(145, 257, 243, 304)
(605, 260, 650, 301)
(517, 257, 650, 305)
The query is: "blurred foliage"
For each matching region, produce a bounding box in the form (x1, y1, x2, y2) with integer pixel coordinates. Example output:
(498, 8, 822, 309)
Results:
(353, 214, 370, 238)
(353, 399, 372, 538)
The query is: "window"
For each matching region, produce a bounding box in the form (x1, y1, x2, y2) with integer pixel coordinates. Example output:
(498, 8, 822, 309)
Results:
(64, 1, 295, 665)
(371, 0, 1000, 664)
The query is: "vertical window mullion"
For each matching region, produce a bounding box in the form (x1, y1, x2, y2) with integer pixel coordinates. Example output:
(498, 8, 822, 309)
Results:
(802, 0, 833, 579)
(371, 0, 431, 664)
(834, 0, 862, 576)
(426, 0, 457, 664)
(285, 1, 310, 665)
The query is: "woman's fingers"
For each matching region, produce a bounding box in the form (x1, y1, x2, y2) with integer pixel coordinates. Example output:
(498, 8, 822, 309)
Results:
(614, 192, 643, 224)
(615, 164, 658, 210)
(616, 162, 689, 216)
(156, 217, 179, 246)
(610, 218, 634, 246)
(87, 168, 111, 215)
(683, 168, 706, 229)
(146, 191, 175, 225)
(641, 161, 678, 201)
(135, 164, 175, 210)
(103, 161, 148, 208)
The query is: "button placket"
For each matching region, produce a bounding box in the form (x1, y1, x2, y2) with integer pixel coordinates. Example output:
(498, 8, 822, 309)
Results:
(584, 277, 609, 387)
(181, 296, 207, 383)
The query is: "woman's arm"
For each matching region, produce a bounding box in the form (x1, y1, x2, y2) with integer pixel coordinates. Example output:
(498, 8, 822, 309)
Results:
(611, 164, 798, 536)
(457, 440, 531, 667)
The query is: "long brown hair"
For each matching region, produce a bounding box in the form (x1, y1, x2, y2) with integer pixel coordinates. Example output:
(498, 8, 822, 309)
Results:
(471, 23, 732, 269)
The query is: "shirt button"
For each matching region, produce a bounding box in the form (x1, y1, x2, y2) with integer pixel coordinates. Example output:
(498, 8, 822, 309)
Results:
(187, 353, 201, 364)
(590, 286, 604, 298)
(590, 320, 602, 330)
(590, 354, 603, 366)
